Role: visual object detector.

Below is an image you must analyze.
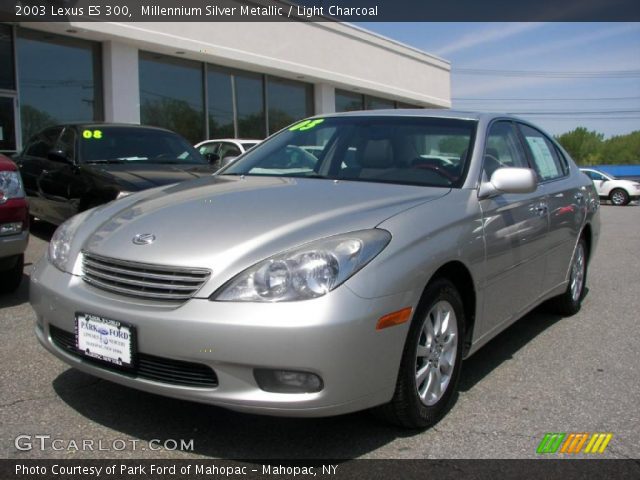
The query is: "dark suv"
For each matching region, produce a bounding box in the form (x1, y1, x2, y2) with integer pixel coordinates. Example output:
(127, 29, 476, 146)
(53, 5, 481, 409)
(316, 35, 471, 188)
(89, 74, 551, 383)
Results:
(14, 124, 217, 225)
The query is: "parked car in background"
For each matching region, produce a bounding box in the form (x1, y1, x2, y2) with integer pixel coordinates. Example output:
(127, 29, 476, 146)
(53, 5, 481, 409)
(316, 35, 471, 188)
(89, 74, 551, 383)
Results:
(31, 111, 599, 428)
(0, 154, 28, 293)
(14, 124, 218, 225)
(580, 167, 640, 206)
(194, 139, 261, 170)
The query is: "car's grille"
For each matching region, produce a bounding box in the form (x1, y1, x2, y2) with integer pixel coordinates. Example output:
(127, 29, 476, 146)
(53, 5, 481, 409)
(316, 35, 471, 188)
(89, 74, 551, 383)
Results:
(49, 325, 218, 388)
(81, 251, 211, 302)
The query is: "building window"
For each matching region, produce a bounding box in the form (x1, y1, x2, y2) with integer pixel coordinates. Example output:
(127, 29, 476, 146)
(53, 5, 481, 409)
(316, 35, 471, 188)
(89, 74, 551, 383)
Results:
(17, 28, 103, 143)
(206, 66, 234, 139)
(234, 72, 265, 139)
(0, 24, 15, 91)
(139, 51, 204, 144)
(335, 90, 364, 112)
(266, 77, 313, 134)
(365, 95, 395, 110)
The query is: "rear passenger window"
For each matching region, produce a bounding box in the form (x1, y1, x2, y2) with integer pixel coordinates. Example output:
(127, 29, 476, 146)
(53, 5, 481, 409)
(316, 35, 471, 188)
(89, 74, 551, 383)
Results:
(519, 124, 567, 181)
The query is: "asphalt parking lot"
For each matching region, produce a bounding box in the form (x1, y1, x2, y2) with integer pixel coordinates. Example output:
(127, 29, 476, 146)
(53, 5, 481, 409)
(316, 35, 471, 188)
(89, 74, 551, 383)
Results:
(1, 205, 638, 460)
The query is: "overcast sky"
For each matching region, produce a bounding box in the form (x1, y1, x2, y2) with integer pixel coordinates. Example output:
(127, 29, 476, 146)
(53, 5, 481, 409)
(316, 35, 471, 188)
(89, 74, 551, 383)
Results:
(357, 22, 640, 138)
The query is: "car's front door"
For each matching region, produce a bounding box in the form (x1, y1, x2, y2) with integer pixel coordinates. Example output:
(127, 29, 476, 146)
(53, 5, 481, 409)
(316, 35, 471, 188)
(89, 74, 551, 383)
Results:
(478, 121, 549, 335)
(37, 126, 84, 222)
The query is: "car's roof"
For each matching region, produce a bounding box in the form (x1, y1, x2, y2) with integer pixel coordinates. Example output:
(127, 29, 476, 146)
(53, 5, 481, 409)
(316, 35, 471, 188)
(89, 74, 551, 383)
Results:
(320, 109, 519, 122)
(51, 122, 175, 132)
(199, 138, 261, 143)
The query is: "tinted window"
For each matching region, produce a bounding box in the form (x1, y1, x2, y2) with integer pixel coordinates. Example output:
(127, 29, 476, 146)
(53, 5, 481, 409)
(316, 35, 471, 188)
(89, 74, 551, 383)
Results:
(222, 117, 476, 188)
(198, 142, 220, 156)
(484, 121, 529, 179)
(335, 90, 364, 112)
(17, 28, 102, 142)
(365, 96, 395, 110)
(24, 127, 63, 158)
(58, 127, 77, 161)
(519, 124, 566, 181)
(0, 24, 15, 90)
(139, 52, 204, 144)
(267, 77, 313, 134)
(218, 143, 241, 159)
(585, 170, 605, 181)
(235, 73, 265, 138)
(79, 127, 205, 164)
(207, 67, 235, 138)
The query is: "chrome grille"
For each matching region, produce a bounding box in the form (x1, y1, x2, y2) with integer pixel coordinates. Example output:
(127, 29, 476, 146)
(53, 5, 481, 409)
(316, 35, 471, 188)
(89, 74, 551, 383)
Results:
(82, 252, 211, 302)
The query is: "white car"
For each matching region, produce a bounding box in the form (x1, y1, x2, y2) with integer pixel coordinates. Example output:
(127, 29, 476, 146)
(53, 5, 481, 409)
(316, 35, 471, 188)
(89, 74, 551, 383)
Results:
(195, 139, 261, 169)
(580, 168, 640, 206)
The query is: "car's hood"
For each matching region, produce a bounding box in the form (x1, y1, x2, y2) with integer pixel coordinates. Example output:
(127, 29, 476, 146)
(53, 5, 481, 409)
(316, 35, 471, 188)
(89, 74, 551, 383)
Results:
(86, 163, 216, 190)
(79, 176, 449, 295)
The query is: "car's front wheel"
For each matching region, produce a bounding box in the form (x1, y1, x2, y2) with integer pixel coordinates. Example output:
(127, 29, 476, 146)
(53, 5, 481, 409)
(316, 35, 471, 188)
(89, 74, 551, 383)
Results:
(375, 278, 464, 428)
(610, 188, 630, 206)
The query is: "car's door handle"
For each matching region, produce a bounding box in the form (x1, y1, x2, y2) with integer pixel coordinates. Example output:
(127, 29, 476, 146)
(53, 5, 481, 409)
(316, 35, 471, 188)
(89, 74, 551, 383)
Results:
(535, 203, 548, 216)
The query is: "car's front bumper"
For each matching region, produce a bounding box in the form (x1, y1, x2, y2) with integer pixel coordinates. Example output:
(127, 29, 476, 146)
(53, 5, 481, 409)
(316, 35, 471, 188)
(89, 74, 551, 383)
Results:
(30, 256, 416, 417)
(0, 229, 29, 260)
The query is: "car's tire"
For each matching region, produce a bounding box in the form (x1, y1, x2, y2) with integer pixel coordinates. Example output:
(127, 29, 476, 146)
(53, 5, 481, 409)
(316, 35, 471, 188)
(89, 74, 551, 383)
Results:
(549, 238, 587, 316)
(374, 278, 464, 428)
(0, 254, 24, 294)
(610, 188, 629, 206)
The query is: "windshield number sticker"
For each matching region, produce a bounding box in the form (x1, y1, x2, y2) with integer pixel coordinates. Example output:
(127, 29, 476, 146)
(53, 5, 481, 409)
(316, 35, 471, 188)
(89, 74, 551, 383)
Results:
(289, 119, 324, 132)
(82, 129, 103, 139)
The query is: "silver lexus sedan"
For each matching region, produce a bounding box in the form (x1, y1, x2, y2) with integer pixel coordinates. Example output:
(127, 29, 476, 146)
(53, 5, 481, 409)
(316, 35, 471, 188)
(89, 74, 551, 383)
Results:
(30, 111, 600, 428)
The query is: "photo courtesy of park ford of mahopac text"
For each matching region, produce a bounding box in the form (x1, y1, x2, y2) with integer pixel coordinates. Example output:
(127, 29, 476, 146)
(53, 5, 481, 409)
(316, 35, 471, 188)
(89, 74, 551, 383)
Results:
(1, 0, 640, 479)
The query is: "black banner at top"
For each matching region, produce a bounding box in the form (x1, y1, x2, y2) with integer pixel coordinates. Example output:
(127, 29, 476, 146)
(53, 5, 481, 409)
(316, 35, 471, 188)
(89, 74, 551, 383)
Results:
(1, 0, 639, 22)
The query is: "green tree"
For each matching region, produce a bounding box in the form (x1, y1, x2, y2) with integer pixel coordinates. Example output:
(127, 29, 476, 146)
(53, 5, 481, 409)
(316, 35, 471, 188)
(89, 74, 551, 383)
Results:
(555, 127, 604, 165)
(600, 131, 640, 165)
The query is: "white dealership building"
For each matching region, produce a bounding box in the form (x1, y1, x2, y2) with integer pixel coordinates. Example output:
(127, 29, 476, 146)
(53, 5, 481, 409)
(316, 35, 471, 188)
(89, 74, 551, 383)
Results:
(0, 19, 450, 152)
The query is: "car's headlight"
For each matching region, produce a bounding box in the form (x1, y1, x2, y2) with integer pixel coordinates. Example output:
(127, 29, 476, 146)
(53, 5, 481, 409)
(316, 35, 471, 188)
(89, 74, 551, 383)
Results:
(213, 229, 391, 302)
(0, 171, 25, 204)
(48, 214, 86, 273)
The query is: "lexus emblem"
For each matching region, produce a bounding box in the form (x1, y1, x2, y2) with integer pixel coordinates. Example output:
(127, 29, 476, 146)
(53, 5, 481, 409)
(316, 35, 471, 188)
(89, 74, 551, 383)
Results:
(132, 233, 156, 245)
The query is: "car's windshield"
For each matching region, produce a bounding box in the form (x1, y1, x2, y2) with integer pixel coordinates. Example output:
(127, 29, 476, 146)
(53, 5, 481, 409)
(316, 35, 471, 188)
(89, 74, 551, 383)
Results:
(80, 127, 206, 164)
(220, 116, 477, 188)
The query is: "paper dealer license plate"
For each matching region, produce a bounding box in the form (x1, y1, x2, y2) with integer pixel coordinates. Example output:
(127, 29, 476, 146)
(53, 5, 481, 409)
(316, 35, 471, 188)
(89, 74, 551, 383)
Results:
(75, 313, 135, 368)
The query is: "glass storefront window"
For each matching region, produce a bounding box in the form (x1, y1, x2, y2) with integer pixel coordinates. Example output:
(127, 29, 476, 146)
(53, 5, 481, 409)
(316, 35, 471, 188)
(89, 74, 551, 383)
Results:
(206, 66, 234, 139)
(235, 73, 265, 139)
(139, 52, 204, 144)
(267, 77, 313, 134)
(365, 95, 395, 110)
(17, 28, 102, 143)
(335, 90, 364, 112)
(0, 24, 15, 91)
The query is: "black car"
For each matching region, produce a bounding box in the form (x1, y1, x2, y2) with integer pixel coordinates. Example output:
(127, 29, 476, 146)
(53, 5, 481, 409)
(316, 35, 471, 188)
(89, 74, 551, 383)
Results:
(14, 124, 217, 225)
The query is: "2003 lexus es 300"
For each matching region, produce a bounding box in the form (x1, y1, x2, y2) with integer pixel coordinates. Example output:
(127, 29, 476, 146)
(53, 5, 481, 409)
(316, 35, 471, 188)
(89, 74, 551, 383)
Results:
(31, 111, 600, 428)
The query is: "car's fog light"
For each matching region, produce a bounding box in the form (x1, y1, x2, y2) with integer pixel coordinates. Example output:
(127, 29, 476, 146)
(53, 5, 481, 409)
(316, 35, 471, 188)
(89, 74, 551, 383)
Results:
(254, 369, 323, 393)
(0, 222, 22, 236)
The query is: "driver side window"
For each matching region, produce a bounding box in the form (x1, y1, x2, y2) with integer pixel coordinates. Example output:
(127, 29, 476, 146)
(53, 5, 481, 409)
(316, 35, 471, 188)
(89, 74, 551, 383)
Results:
(483, 121, 529, 180)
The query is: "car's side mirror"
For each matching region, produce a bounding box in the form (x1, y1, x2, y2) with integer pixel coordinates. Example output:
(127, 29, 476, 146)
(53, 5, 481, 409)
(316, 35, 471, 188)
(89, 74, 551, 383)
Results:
(479, 167, 537, 198)
(47, 149, 73, 164)
(203, 152, 220, 164)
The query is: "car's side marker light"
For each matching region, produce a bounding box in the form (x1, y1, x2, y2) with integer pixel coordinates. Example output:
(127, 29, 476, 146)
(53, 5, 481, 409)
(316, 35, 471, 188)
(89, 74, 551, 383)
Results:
(376, 307, 413, 330)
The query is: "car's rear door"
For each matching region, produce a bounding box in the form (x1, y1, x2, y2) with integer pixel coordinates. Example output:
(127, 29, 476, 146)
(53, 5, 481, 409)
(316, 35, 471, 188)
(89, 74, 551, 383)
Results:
(517, 123, 586, 294)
